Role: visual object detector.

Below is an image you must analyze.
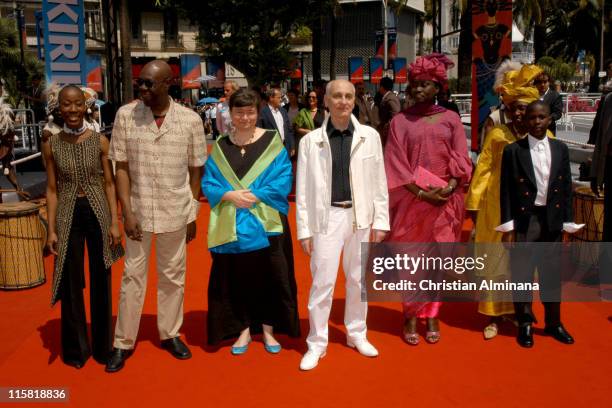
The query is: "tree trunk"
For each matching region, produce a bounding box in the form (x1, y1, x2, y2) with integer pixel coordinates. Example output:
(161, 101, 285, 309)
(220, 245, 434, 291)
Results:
(589, 52, 601, 92)
(311, 17, 322, 82)
(533, 23, 547, 62)
(417, 18, 424, 56)
(119, 0, 133, 102)
(329, 14, 336, 80)
(457, 0, 472, 93)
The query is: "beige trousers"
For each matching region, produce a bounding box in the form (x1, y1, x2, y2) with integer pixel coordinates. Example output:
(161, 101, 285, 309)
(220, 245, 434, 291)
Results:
(113, 227, 186, 349)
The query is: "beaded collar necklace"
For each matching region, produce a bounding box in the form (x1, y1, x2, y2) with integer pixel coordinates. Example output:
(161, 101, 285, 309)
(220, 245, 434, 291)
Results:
(63, 123, 88, 136)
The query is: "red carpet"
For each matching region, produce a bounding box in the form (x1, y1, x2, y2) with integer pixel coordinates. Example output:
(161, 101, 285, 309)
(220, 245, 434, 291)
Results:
(0, 203, 610, 407)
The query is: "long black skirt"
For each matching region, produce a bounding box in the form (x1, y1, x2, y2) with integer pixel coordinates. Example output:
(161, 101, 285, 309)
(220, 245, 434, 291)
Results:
(207, 214, 300, 345)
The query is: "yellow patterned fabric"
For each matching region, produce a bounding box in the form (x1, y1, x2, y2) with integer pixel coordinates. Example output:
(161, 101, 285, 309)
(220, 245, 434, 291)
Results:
(467, 125, 517, 316)
(499, 65, 542, 106)
(467, 124, 554, 316)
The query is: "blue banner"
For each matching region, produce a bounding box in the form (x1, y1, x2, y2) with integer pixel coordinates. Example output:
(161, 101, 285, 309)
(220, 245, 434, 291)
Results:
(86, 54, 102, 92)
(369, 57, 384, 84)
(348, 57, 364, 84)
(392, 58, 407, 84)
(206, 58, 225, 88)
(42, 0, 87, 85)
(180, 54, 202, 90)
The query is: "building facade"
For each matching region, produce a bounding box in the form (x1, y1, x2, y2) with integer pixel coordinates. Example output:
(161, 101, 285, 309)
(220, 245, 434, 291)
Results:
(317, 0, 423, 85)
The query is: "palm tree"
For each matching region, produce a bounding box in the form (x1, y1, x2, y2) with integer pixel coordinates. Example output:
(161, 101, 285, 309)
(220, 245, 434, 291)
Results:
(457, 0, 472, 92)
(545, 0, 605, 90)
(0, 18, 21, 80)
(308, 0, 337, 82)
(328, 2, 342, 80)
(416, 0, 434, 56)
(0, 18, 43, 107)
(513, 0, 550, 61)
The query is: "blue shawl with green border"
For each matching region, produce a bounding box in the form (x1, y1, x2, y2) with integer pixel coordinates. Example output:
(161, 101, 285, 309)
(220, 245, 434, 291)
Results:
(201, 132, 292, 253)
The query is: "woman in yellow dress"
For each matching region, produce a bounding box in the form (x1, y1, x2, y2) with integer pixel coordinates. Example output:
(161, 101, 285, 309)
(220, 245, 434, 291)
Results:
(466, 64, 547, 339)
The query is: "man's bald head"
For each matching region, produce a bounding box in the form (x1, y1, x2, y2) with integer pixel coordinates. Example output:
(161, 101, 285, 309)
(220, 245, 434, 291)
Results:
(142, 60, 173, 81)
(326, 79, 355, 96)
(138, 59, 172, 107)
(325, 80, 355, 124)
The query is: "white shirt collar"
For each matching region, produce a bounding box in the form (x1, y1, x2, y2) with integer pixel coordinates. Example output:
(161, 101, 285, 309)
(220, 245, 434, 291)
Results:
(527, 134, 549, 149)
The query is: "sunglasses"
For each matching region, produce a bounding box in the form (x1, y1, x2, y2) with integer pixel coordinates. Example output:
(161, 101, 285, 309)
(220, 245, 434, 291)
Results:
(136, 78, 164, 89)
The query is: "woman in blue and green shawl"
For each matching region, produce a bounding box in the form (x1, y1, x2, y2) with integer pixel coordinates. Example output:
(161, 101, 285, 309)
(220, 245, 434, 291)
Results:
(202, 88, 300, 355)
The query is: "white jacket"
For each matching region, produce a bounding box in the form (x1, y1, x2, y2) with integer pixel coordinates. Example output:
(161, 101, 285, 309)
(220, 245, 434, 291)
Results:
(296, 114, 390, 240)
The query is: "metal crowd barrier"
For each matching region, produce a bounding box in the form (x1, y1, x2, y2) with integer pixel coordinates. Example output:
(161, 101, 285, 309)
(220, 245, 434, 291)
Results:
(12, 109, 42, 154)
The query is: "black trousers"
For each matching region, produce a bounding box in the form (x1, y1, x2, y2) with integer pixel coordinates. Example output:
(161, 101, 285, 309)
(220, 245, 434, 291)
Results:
(60, 197, 112, 365)
(511, 208, 562, 327)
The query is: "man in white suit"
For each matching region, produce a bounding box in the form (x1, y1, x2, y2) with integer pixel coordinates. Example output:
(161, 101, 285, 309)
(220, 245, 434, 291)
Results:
(296, 79, 389, 371)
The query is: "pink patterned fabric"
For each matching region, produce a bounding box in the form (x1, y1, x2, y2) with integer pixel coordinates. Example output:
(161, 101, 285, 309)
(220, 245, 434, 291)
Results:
(404, 102, 447, 117)
(408, 53, 455, 84)
(384, 109, 472, 318)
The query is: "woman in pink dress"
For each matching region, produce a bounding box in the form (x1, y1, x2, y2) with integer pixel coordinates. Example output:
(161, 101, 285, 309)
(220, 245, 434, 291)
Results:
(384, 54, 472, 345)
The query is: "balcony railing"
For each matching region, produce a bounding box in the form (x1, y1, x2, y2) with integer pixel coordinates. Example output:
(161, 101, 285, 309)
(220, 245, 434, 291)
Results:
(131, 33, 148, 49)
(162, 34, 183, 50)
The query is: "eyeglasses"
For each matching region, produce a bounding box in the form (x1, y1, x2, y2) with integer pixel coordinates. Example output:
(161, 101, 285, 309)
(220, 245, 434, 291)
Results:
(136, 78, 164, 89)
(231, 109, 258, 118)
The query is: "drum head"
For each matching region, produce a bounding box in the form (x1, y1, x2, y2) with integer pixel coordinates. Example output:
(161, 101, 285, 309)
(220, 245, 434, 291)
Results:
(0, 202, 42, 216)
(574, 186, 604, 200)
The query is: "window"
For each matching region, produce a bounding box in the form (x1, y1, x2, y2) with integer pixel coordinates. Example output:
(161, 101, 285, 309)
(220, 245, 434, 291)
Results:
(131, 10, 141, 39)
(85, 8, 103, 40)
(163, 12, 178, 42)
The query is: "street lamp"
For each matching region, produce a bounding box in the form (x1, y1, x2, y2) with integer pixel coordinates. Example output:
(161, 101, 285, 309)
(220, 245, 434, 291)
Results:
(383, 0, 388, 70)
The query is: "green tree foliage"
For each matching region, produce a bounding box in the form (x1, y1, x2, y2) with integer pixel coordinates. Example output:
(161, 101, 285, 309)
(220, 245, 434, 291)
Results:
(546, 2, 601, 59)
(0, 18, 44, 107)
(515, 1, 607, 73)
(537, 56, 577, 83)
(546, 0, 605, 90)
(163, 0, 334, 86)
(513, 0, 550, 61)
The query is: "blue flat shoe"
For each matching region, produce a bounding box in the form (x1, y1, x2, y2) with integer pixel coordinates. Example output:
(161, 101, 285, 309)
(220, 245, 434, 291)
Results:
(231, 339, 251, 355)
(264, 343, 282, 354)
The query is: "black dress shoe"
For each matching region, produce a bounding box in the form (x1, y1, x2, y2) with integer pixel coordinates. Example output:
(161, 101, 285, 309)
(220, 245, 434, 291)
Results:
(64, 360, 85, 369)
(105, 348, 133, 373)
(161, 337, 192, 360)
(544, 324, 575, 344)
(517, 324, 534, 348)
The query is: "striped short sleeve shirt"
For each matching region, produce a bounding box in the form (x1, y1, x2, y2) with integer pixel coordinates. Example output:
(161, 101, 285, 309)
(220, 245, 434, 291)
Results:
(110, 99, 207, 233)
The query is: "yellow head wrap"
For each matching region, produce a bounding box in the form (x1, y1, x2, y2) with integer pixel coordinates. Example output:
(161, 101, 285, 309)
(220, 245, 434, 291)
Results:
(499, 64, 542, 106)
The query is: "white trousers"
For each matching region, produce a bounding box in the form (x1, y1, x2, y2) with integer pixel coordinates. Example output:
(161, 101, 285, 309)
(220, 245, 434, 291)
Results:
(306, 207, 371, 353)
(113, 227, 187, 349)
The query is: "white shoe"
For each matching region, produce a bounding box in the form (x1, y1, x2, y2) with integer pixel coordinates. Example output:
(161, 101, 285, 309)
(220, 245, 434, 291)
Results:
(347, 339, 379, 357)
(299, 350, 326, 371)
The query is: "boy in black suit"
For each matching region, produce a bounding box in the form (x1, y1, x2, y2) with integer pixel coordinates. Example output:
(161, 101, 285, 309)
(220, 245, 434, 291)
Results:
(497, 101, 581, 348)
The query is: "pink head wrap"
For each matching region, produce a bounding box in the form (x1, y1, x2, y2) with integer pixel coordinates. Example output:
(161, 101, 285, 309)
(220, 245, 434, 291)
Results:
(408, 53, 455, 85)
